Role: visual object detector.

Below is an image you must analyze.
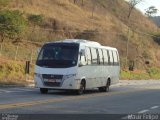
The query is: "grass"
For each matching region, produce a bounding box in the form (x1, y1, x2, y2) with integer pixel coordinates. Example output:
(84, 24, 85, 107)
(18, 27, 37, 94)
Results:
(0, 40, 39, 62)
(121, 68, 160, 80)
(0, 57, 34, 85)
(120, 70, 150, 80)
(146, 67, 160, 79)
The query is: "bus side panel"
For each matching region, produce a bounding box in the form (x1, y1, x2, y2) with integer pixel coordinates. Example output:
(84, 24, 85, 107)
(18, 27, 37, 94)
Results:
(109, 66, 120, 85)
(77, 65, 110, 89)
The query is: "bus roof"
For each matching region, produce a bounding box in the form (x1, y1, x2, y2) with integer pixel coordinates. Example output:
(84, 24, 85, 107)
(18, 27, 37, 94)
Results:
(62, 39, 101, 46)
(45, 39, 99, 45)
(45, 39, 117, 50)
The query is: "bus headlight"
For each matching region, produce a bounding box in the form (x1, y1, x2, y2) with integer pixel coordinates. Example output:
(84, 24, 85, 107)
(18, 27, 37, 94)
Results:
(63, 74, 76, 80)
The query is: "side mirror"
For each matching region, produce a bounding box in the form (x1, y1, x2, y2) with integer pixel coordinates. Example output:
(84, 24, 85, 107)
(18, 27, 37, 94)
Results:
(80, 49, 85, 56)
(78, 62, 83, 67)
(79, 49, 86, 67)
(36, 48, 41, 56)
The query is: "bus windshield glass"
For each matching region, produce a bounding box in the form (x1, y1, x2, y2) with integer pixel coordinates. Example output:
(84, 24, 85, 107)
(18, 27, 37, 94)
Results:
(36, 43, 79, 68)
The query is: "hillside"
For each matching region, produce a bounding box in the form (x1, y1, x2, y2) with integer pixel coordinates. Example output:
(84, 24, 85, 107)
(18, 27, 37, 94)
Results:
(0, 0, 160, 82)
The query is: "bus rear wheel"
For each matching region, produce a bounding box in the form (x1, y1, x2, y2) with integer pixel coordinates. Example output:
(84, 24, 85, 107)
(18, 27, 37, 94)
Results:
(104, 83, 109, 92)
(99, 80, 110, 92)
(40, 88, 48, 94)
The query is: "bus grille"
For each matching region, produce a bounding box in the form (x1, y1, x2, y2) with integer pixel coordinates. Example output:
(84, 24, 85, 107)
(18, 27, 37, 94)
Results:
(43, 82, 61, 87)
(42, 74, 63, 87)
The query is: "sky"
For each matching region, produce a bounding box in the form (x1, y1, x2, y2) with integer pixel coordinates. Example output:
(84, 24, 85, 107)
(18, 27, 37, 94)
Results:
(135, 0, 160, 16)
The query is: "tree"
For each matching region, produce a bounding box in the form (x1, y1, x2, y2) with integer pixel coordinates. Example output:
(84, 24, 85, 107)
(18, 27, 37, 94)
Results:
(91, 0, 96, 18)
(0, 10, 26, 42)
(81, 0, 84, 6)
(145, 6, 158, 18)
(127, 0, 143, 19)
(125, 0, 143, 69)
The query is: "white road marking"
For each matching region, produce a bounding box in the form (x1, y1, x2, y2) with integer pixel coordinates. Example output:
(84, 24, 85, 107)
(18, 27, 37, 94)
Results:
(138, 110, 149, 114)
(121, 116, 128, 120)
(0, 88, 37, 94)
(0, 89, 12, 93)
(11, 88, 37, 92)
(137, 106, 160, 114)
(150, 106, 159, 109)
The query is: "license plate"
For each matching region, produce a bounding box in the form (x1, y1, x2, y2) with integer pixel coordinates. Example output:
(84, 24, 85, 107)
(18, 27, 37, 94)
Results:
(55, 79, 61, 82)
(44, 79, 61, 82)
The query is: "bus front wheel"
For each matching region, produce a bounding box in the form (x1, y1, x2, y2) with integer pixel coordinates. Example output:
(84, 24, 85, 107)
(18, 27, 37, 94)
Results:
(40, 88, 48, 94)
(76, 81, 85, 95)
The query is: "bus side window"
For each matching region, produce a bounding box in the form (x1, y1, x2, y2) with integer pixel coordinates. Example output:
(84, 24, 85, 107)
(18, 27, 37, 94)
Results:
(116, 51, 120, 65)
(112, 51, 118, 65)
(85, 47, 91, 65)
(107, 50, 110, 65)
(96, 49, 100, 64)
(109, 50, 113, 65)
(98, 49, 103, 65)
(79, 50, 86, 65)
(112, 51, 115, 65)
(91, 48, 98, 65)
(102, 49, 108, 65)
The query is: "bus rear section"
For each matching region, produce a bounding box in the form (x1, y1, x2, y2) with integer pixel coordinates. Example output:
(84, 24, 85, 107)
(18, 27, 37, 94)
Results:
(76, 46, 120, 93)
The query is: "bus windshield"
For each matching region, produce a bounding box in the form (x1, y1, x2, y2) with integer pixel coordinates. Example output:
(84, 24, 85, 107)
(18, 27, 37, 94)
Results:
(36, 43, 79, 68)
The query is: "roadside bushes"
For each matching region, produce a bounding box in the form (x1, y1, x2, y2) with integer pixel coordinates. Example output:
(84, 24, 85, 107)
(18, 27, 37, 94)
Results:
(146, 67, 160, 79)
(121, 67, 160, 80)
(0, 60, 34, 85)
(0, 10, 27, 42)
(120, 70, 150, 80)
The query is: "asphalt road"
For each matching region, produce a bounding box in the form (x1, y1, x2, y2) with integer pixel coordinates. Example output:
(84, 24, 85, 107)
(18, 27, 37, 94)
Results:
(0, 80, 160, 119)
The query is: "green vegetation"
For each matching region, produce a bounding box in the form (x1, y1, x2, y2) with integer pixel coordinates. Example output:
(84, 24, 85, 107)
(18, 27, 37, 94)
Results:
(28, 14, 43, 26)
(121, 70, 150, 80)
(121, 67, 160, 80)
(0, 10, 27, 42)
(146, 67, 160, 79)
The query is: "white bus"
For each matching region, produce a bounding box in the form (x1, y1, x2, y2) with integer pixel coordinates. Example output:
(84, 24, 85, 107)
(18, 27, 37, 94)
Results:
(34, 39, 120, 94)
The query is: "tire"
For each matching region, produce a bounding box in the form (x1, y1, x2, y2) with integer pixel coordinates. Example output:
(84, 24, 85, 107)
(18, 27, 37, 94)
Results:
(76, 81, 85, 95)
(99, 80, 110, 92)
(103, 83, 109, 92)
(99, 87, 105, 92)
(40, 88, 48, 94)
